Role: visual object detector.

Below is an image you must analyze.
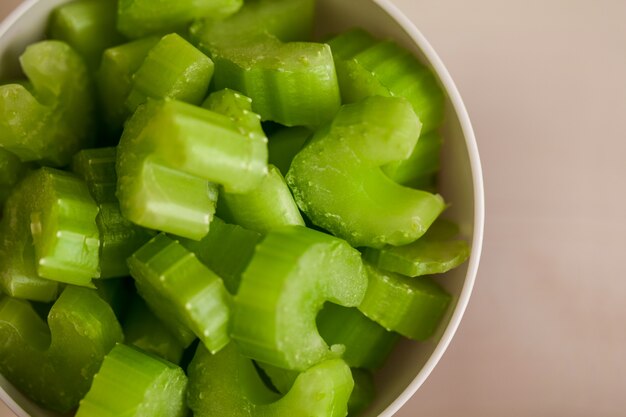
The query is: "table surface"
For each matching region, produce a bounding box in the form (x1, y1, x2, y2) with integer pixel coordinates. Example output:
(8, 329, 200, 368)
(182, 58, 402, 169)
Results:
(2, 0, 626, 416)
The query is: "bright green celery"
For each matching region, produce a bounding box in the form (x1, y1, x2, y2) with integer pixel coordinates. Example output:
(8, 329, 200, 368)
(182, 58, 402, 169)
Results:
(382, 130, 442, 190)
(117, 98, 267, 239)
(128, 233, 232, 352)
(117, 0, 242, 39)
(329, 29, 445, 134)
(124, 295, 185, 364)
(317, 303, 399, 370)
(48, 0, 126, 70)
(0, 148, 26, 205)
(232, 226, 367, 371)
(0, 286, 123, 412)
(0, 41, 94, 166)
(287, 96, 445, 248)
(76, 343, 188, 417)
(125, 33, 214, 113)
(188, 343, 353, 417)
(97, 37, 159, 131)
(178, 217, 262, 294)
(359, 263, 451, 340)
(0, 168, 100, 297)
(362, 218, 470, 277)
(267, 126, 311, 175)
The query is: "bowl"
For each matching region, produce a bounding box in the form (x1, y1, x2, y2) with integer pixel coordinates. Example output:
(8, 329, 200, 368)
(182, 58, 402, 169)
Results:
(0, 0, 484, 416)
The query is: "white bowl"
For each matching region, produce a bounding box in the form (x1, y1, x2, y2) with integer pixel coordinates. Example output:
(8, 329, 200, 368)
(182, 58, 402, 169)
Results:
(0, 0, 484, 416)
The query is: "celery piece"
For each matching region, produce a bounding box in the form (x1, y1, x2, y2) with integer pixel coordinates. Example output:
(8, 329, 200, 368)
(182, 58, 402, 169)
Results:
(267, 126, 311, 175)
(72, 146, 118, 203)
(255, 361, 298, 394)
(124, 295, 185, 364)
(359, 263, 451, 340)
(178, 217, 262, 294)
(348, 369, 375, 416)
(317, 303, 399, 370)
(382, 131, 442, 189)
(117, 0, 242, 39)
(76, 343, 188, 417)
(188, 343, 353, 417)
(232, 225, 367, 371)
(128, 233, 232, 352)
(329, 29, 445, 133)
(0, 148, 26, 205)
(287, 96, 445, 248)
(97, 37, 159, 131)
(95, 277, 132, 321)
(125, 33, 214, 113)
(0, 286, 123, 412)
(220, 164, 304, 234)
(0, 41, 94, 166)
(48, 0, 126, 69)
(362, 223, 470, 277)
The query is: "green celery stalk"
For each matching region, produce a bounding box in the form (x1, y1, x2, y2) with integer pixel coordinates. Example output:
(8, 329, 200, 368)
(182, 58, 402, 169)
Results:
(0, 148, 26, 206)
(286, 96, 445, 248)
(71, 146, 118, 203)
(267, 126, 311, 176)
(188, 343, 353, 417)
(0, 286, 123, 412)
(348, 369, 375, 416)
(232, 226, 367, 371)
(48, 0, 126, 69)
(382, 130, 442, 190)
(128, 233, 232, 352)
(359, 263, 451, 341)
(75, 343, 188, 417)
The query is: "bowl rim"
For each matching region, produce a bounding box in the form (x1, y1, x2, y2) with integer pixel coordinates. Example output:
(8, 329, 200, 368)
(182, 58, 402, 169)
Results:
(0, 0, 484, 416)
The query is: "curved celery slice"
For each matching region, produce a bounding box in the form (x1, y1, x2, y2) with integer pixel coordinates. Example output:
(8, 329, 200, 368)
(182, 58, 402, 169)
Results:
(382, 130, 442, 190)
(124, 295, 185, 364)
(359, 263, 451, 340)
(48, 0, 125, 69)
(178, 217, 262, 294)
(188, 343, 353, 417)
(348, 369, 375, 416)
(329, 29, 445, 133)
(76, 344, 188, 417)
(268, 126, 311, 175)
(0, 148, 26, 205)
(287, 96, 445, 248)
(0, 41, 94, 166)
(317, 303, 399, 370)
(125, 33, 214, 113)
(128, 233, 232, 352)
(232, 226, 367, 371)
(117, 0, 242, 39)
(0, 286, 123, 412)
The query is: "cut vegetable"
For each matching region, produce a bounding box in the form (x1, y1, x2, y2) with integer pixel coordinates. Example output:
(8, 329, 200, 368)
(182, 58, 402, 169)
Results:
(0, 286, 123, 412)
(75, 343, 188, 417)
(347, 369, 375, 416)
(232, 226, 367, 371)
(382, 130, 442, 190)
(287, 96, 445, 248)
(0, 148, 26, 206)
(267, 126, 311, 176)
(188, 343, 353, 417)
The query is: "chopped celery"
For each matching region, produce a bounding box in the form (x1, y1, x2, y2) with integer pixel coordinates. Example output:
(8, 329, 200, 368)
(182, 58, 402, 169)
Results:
(76, 343, 188, 417)
(125, 33, 214, 113)
(287, 96, 445, 248)
(48, 0, 126, 69)
(232, 226, 367, 371)
(0, 286, 123, 412)
(348, 369, 375, 416)
(317, 303, 399, 369)
(382, 130, 442, 190)
(95, 277, 132, 321)
(255, 361, 298, 394)
(72, 146, 118, 203)
(329, 29, 445, 133)
(188, 343, 353, 417)
(178, 217, 262, 294)
(0, 148, 26, 206)
(128, 233, 232, 352)
(359, 263, 451, 340)
(124, 295, 185, 364)
(117, 0, 243, 39)
(0, 41, 94, 166)
(267, 126, 311, 175)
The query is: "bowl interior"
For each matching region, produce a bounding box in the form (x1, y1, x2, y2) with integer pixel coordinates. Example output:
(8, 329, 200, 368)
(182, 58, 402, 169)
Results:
(0, 1, 482, 416)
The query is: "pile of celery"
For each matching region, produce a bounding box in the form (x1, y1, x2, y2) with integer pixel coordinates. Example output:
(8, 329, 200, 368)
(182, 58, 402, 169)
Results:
(0, 0, 470, 416)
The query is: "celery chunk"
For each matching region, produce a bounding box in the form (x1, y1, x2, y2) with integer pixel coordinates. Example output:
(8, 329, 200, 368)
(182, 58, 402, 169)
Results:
(348, 369, 375, 416)
(128, 233, 232, 352)
(0, 41, 94, 166)
(76, 343, 188, 417)
(232, 226, 367, 371)
(359, 263, 451, 340)
(287, 96, 445, 248)
(188, 343, 353, 417)
(267, 126, 311, 175)
(0, 148, 26, 206)
(0, 286, 123, 412)
(382, 130, 442, 190)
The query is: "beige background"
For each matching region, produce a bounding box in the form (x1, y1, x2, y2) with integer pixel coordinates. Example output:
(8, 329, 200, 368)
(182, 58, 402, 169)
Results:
(2, 0, 626, 416)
